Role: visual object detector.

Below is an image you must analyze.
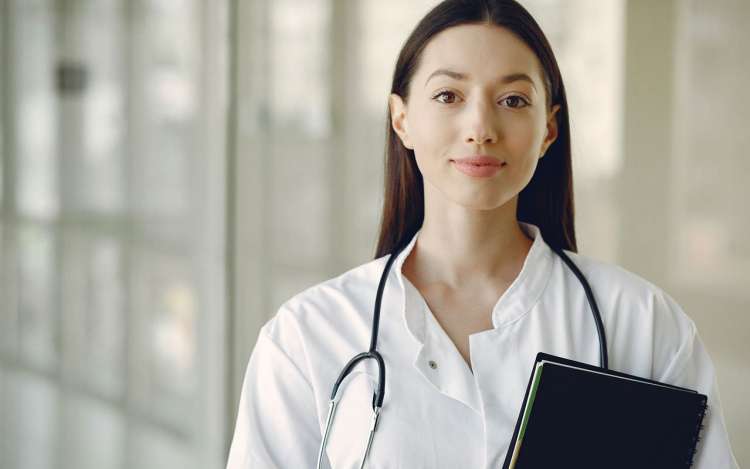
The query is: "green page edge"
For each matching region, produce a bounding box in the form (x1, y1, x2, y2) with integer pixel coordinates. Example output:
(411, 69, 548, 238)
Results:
(519, 362, 545, 441)
(509, 362, 545, 468)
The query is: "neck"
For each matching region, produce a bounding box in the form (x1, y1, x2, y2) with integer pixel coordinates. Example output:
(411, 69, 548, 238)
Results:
(403, 185, 533, 289)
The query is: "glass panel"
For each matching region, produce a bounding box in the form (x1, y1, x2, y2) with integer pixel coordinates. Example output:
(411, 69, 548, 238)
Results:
(130, 246, 196, 427)
(13, 0, 59, 220)
(0, 367, 6, 468)
(5, 370, 60, 469)
(61, 229, 125, 398)
(64, 0, 126, 214)
(126, 421, 194, 469)
(671, 0, 750, 291)
(17, 224, 58, 370)
(269, 0, 332, 139)
(357, 0, 441, 117)
(0, 221, 17, 358)
(59, 394, 125, 469)
(129, 0, 199, 221)
(0, 222, 3, 334)
(0, 0, 4, 206)
(270, 142, 332, 266)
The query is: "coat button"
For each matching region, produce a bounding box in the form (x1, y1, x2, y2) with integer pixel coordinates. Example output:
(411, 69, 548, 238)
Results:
(428, 360, 438, 369)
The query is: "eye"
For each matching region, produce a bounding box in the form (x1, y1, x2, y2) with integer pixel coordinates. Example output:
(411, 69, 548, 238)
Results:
(432, 90, 459, 104)
(500, 95, 530, 109)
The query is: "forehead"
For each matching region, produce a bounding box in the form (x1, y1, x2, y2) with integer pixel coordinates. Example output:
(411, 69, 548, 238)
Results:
(416, 23, 543, 86)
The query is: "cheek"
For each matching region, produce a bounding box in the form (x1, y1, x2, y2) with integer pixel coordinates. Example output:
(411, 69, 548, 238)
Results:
(502, 115, 545, 157)
(411, 110, 454, 153)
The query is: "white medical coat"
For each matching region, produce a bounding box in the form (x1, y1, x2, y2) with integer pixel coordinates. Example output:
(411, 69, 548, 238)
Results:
(226, 223, 739, 468)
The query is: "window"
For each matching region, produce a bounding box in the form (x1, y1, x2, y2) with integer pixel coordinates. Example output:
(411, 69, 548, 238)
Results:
(0, 1, 228, 468)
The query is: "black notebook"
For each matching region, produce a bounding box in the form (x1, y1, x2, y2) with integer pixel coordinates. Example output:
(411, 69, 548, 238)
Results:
(501, 353, 707, 469)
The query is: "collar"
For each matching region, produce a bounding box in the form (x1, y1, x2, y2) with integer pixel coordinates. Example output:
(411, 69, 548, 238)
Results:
(392, 222, 555, 346)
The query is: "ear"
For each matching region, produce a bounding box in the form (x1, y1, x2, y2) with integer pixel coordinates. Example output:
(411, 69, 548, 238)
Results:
(539, 104, 560, 158)
(389, 93, 413, 150)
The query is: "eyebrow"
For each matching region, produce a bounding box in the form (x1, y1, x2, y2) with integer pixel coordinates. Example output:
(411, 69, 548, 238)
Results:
(424, 68, 537, 91)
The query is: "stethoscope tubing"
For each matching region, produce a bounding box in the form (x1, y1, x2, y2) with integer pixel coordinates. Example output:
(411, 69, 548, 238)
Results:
(316, 240, 608, 468)
(552, 246, 609, 369)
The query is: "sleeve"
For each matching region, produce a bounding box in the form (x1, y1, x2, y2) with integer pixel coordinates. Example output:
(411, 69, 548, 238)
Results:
(225, 326, 330, 469)
(656, 296, 740, 469)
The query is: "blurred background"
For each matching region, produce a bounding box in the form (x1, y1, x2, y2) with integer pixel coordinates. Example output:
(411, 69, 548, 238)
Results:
(0, 0, 747, 468)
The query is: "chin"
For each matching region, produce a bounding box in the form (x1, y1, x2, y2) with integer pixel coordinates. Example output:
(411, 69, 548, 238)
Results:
(452, 193, 512, 211)
(427, 178, 517, 211)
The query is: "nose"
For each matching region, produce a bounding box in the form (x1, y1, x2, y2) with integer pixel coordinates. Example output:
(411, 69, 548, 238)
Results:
(464, 97, 499, 145)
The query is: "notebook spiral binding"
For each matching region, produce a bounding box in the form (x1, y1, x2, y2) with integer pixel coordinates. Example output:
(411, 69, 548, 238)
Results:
(687, 401, 709, 468)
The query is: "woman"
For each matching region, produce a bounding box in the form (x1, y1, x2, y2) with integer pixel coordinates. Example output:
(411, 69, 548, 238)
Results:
(227, 0, 738, 467)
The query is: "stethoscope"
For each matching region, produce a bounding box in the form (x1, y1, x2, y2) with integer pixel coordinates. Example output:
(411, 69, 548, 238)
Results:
(316, 241, 609, 468)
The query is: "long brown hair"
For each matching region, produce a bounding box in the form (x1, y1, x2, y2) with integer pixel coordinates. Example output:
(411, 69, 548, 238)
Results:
(374, 0, 576, 258)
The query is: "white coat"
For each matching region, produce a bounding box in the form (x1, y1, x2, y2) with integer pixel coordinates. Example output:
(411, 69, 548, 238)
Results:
(226, 223, 739, 468)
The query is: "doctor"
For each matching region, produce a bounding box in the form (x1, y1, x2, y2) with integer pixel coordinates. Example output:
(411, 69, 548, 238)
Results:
(226, 0, 739, 467)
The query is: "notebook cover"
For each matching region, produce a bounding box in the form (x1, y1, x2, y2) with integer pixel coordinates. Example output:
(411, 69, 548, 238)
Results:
(501, 353, 707, 469)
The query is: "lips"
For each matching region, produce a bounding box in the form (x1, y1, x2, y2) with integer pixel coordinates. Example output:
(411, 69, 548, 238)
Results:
(450, 155, 506, 178)
(451, 155, 505, 166)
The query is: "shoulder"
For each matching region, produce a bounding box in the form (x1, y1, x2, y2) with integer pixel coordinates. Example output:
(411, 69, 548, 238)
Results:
(560, 249, 692, 325)
(560, 249, 667, 300)
(261, 255, 390, 345)
(256, 255, 396, 384)
(558, 250, 698, 378)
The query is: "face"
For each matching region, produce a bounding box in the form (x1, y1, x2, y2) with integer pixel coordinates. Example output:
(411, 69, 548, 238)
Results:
(389, 24, 560, 211)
